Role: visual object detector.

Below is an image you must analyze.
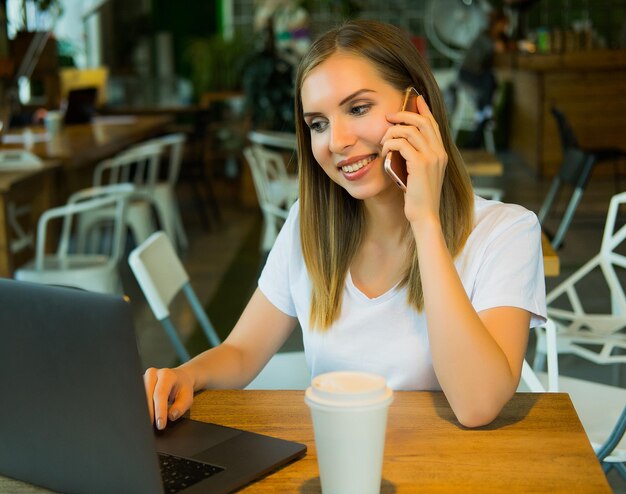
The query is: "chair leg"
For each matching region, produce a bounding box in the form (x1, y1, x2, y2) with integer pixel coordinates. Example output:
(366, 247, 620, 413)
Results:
(552, 186, 585, 249)
(183, 284, 221, 347)
(159, 317, 191, 362)
(538, 177, 562, 224)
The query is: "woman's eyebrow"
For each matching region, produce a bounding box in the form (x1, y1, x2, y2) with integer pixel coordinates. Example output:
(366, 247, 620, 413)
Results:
(339, 88, 375, 106)
(303, 88, 376, 119)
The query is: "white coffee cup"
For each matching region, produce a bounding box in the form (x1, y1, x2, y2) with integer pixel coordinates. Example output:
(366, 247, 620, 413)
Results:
(305, 371, 393, 494)
(44, 110, 63, 135)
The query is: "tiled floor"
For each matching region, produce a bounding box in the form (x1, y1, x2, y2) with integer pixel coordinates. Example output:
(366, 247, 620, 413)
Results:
(122, 150, 625, 491)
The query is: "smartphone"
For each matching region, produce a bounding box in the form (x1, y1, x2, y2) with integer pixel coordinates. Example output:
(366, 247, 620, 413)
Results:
(383, 87, 420, 192)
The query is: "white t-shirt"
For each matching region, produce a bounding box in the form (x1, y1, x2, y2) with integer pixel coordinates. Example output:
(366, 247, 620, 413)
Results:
(258, 196, 547, 390)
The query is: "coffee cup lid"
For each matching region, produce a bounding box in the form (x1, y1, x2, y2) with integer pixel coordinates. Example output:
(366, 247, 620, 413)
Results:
(305, 371, 393, 408)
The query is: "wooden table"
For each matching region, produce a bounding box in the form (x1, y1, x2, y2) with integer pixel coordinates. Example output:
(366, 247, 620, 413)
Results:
(0, 161, 61, 277)
(1, 115, 171, 191)
(0, 390, 610, 493)
(190, 391, 609, 493)
(542, 231, 560, 277)
(0, 116, 172, 275)
(460, 149, 504, 177)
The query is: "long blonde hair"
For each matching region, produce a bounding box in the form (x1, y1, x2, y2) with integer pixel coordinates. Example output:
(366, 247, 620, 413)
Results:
(295, 20, 474, 330)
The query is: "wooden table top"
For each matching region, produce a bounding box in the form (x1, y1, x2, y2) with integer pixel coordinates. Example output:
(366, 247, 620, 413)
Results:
(0, 115, 172, 169)
(460, 149, 504, 177)
(189, 390, 608, 493)
(0, 391, 610, 493)
(0, 160, 61, 193)
(542, 231, 560, 277)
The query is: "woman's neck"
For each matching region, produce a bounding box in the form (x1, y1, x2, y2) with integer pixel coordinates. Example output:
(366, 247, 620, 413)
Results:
(359, 189, 408, 250)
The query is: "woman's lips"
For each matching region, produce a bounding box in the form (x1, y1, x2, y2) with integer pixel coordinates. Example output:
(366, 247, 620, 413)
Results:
(338, 154, 377, 181)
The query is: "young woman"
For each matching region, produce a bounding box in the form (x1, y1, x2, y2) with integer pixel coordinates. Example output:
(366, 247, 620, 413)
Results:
(144, 20, 546, 429)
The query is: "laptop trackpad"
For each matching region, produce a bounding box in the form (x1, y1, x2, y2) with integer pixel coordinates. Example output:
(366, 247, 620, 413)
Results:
(155, 418, 241, 458)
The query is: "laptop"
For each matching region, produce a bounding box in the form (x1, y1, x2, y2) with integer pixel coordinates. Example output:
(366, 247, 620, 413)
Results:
(0, 279, 306, 494)
(63, 87, 98, 124)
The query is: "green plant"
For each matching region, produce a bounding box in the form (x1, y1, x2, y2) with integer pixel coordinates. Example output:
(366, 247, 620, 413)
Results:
(183, 35, 252, 97)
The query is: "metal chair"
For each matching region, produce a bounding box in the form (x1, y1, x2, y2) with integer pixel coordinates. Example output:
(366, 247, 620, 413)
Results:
(128, 231, 220, 362)
(538, 107, 619, 249)
(134, 133, 189, 252)
(89, 141, 174, 247)
(243, 145, 298, 252)
(14, 184, 132, 294)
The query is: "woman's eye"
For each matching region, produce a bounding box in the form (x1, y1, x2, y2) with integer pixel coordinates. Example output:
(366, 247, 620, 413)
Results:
(309, 120, 328, 133)
(350, 104, 371, 116)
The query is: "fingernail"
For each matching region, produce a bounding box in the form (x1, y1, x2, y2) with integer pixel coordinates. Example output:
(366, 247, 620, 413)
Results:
(156, 418, 164, 430)
(170, 409, 179, 420)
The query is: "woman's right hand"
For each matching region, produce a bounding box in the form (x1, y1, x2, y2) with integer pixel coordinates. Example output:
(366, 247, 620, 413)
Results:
(143, 366, 195, 430)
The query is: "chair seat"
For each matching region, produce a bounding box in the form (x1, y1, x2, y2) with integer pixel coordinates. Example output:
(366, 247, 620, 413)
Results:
(15, 255, 120, 294)
(246, 351, 310, 390)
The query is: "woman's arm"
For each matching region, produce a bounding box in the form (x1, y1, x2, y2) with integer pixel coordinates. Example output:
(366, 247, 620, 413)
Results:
(383, 96, 531, 427)
(412, 217, 530, 427)
(144, 288, 298, 429)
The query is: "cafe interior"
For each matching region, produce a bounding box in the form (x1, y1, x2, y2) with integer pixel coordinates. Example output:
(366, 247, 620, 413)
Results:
(0, 0, 625, 491)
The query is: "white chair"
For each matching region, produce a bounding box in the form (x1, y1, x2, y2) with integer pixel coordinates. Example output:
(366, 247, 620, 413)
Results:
(140, 133, 189, 251)
(520, 320, 626, 478)
(88, 141, 174, 248)
(128, 231, 220, 362)
(15, 184, 131, 294)
(473, 187, 504, 201)
(534, 191, 626, 369)
(243, 145, 298, 252)
(246, 351, 310, 390)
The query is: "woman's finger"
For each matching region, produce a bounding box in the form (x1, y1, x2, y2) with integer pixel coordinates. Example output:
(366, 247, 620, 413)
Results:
(143, 367, 158, 424)
(152, 368, 178, 430)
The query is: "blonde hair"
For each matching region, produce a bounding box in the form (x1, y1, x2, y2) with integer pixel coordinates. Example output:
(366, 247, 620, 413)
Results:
(295, 20, 474, 329)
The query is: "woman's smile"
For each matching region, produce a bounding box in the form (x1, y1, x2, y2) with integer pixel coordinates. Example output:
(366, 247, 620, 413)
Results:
(337, 153, 378, 180)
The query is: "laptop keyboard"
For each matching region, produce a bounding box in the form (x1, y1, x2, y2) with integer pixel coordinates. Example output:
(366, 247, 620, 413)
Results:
(158, 452, 224, 493)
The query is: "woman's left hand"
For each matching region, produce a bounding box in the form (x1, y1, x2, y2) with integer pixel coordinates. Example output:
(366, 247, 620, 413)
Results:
(381, 95, 448, 227)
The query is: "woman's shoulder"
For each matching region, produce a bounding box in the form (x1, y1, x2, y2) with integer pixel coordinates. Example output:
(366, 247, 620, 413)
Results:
(472, 195, 539, 235)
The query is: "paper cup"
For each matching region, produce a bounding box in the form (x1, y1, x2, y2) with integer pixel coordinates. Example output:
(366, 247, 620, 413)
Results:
(44, 111, 63, 135)
(305, 371, 393, 494)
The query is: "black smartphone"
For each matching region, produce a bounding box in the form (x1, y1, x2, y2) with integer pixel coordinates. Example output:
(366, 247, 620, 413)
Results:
(383, 87, 419, 192)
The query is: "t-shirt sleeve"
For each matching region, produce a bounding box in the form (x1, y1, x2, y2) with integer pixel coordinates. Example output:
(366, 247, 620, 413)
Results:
(472, 208, 547, 328)
(257, 201, 299, 317)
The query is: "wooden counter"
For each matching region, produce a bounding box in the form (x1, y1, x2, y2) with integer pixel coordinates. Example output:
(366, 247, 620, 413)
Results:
(497, 49, 626, 177)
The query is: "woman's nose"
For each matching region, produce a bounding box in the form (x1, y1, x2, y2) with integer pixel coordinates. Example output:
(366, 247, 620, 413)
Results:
(328, 118, 355, 154)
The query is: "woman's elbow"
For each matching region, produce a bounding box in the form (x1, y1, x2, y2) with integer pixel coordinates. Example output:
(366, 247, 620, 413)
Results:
(453, 392, 514, 428)
(455, 405, 501, 428)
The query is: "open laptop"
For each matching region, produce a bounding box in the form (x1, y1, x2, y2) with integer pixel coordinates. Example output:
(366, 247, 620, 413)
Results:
(0, 279, 306, 494)
(63, 87, 98, 124)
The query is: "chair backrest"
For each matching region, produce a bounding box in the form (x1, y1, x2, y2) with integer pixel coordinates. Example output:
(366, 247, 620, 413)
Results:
(128, 230, 189, 320)
(129, 231, 221, 360)
(35, 186, 130, 271)
(142, 133, 186, 185)
(545, 191, 626, 364)
(93, 141, 164, 187)
(551, 106, 580, 150)
(250, 143, 291, 182)
(520, 319, 560, 393)
(245, 146, 293, 215)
